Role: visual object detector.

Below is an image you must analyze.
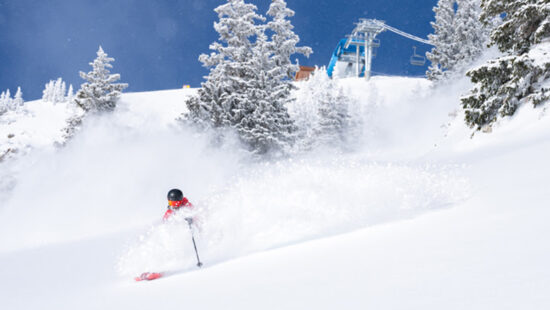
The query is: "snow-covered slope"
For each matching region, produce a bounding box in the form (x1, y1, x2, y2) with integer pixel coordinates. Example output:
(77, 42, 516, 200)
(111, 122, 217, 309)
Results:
(1, 77, 549, 309)
(0, 100, 73, 160)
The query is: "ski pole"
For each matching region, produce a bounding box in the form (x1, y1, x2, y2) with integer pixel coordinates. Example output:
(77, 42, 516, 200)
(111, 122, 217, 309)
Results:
(185, 217, 203, 268)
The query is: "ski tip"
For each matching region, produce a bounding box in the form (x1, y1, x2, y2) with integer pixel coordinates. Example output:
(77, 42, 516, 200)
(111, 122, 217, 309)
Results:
(135, 272, 163, 281)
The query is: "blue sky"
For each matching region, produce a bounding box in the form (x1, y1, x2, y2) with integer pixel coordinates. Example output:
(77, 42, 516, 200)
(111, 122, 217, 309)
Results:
(0, 0, 437, 100)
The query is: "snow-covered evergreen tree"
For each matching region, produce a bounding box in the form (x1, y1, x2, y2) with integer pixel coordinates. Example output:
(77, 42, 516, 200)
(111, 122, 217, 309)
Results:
(59, 114, 85, 146)
(187, 0, 264, 128)
(461, 0, 550, 130)
(66, 84, 74, 102)
(75, 46, 128, 113)
(5, 89, 11, 107)
(42, 78, 68, 104)
(54, 78, 66, 103)
(427, 0, 457, 80)
(290, 67, 354, 151)
(234, 0, 313, 154)
(42, 80, 53, 102)
(317, 86, 353, 147)
(266, 0, 312, 81)
(0, 87, 24, 115)
(427, 0, 491, 81)
(186, 0, 308, 155)
(233, 0, 312, 154)
(452, 0, 491, 65)
(3, 89, 14, 112)
(234, 30, 293, 154)
(0, 90, 10, 115)
(13, 87, 23, 108)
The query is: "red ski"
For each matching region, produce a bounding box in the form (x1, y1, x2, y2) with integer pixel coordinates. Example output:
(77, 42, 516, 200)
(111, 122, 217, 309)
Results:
(135, 272, 162, 281)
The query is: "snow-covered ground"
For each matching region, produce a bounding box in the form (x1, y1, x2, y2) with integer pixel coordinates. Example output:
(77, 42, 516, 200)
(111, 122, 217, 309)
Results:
(1, 76, 549, 309)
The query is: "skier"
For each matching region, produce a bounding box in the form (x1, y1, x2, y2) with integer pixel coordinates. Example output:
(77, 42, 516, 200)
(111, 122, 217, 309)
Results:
(135, 188, 196, 282)
(163, 188, 193, 221)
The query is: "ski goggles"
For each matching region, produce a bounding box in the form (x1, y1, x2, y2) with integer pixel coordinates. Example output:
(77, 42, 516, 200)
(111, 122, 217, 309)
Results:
(168, 200, 184, 207)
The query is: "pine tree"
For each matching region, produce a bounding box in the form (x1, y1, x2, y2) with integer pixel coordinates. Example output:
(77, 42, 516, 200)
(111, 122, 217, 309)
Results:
(484, 0, 550, 54)
(75, 46, 128, 113)
(242, 33, 297, 154)
(59, 114, 84, 146)
(427, 0, 457, 80)
(266, 0, 312, 81)
(452, 0, 491, 68)
(245, 0, 313, 154)
(313, 70, 352, 148)
(13, 87, 23, 108)
(3, 89, 12, 111)
(0, 90, 9, 115)
(427, 0, 491, 81)
(461, 0, 550, 130)
(230, 0, 312, 155)
(187, 0, 265, 129)
(290, 67, 354, 151)
(317, 87, 352, 147)
(186, 0, 308, 155)
(53, 78, 66, 103)
(42, 78, 68, 104)
(66, 84, 74, 102)
(42, 80, 54, 102)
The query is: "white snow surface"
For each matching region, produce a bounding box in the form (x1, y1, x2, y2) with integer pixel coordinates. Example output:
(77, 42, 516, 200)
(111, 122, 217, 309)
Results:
(1, 77, 549, 309)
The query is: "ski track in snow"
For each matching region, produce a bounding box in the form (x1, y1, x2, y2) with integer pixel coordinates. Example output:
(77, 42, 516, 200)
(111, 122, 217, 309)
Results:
(117, 157, 471, 276)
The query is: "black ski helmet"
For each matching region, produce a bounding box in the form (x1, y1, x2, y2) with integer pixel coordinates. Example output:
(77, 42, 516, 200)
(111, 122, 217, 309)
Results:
(167, 188, 184, 201)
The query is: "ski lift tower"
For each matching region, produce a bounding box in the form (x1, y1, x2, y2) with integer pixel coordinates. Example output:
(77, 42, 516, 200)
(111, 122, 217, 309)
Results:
(345, 19, 385, 80)
(344, 18, 434, 81)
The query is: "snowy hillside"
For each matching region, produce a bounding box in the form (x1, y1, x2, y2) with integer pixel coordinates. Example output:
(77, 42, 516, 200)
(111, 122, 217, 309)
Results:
(1, 75, 550, 309)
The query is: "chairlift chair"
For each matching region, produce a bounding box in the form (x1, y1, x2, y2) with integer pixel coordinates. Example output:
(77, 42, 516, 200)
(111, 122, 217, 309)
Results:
(410, 46, 426, 66)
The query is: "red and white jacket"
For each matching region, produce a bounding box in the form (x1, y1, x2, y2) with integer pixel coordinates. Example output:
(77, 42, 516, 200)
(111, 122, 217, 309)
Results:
(163, 197, 193, 221)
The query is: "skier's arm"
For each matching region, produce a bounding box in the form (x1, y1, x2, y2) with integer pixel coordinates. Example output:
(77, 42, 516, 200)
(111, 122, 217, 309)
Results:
(183, 197, 193, 207)
(163, 209, 174, 221)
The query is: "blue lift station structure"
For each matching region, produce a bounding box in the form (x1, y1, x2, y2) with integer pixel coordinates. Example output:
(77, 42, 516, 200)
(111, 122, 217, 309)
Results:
(327, 19, 434, 80)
